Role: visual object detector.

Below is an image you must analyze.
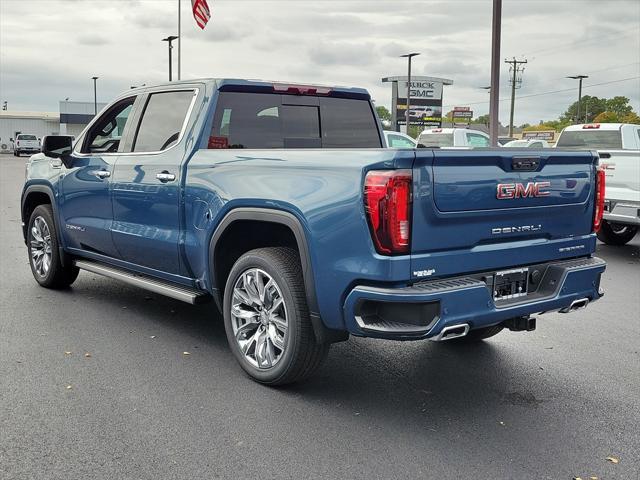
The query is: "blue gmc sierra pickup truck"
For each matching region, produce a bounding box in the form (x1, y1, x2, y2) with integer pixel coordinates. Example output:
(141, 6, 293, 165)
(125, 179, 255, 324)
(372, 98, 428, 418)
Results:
(22, 79, 606, 385)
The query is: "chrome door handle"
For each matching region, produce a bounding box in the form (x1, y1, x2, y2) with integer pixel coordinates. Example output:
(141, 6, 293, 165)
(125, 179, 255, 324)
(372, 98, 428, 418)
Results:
(156, 172, 176, 182)
(94, 170, 111, 179)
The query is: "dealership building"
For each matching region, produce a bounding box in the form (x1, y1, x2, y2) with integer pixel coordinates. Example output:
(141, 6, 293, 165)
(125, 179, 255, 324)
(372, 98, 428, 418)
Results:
(0, 100, 107, 153)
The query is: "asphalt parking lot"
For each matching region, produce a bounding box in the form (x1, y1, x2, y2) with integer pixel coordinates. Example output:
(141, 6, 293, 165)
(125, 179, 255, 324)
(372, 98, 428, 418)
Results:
(1, 155, 638, 480)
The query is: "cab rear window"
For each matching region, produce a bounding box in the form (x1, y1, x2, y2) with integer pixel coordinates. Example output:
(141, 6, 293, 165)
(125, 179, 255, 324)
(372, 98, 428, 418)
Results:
(17, 135, 37, 140)
(418, 133, 453, 147)
(557, 130, 622, 149)
(210, 92, 381, 149)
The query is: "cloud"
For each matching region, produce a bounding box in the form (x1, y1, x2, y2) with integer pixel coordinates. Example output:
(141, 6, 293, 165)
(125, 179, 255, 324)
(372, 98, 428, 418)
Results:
(77, 34, 110, 46)
(0, 0, 638, 124)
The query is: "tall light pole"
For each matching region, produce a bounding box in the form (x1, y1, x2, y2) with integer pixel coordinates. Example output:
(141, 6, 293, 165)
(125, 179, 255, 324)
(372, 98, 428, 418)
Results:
(488, 0, 502, 146)
(91, 76, 98, 115)
(567, 75, 588, 123)
(162, 36, 179, 81)
(400, 53, 420, 135)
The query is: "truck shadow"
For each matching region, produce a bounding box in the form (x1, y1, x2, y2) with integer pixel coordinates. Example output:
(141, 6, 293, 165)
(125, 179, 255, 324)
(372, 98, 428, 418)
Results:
(60, 273, 560, 432)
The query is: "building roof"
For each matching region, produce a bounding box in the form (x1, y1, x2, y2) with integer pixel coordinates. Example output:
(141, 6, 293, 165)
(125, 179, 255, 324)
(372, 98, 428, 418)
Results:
(0, 111, 59, 121)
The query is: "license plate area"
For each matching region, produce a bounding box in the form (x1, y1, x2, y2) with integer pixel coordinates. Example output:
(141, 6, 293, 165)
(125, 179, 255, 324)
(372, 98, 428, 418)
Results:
(493, 267, 529, 301)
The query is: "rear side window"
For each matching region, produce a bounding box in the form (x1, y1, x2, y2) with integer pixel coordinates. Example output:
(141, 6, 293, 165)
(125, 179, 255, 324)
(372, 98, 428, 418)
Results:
(418, 133, 453, 147)
(557, 130, 622, 149)
(133, 90, 194, 152)
(210, 92, 381, 149)
(17, 134, 37, 140)
(466, 132, 489, 147)
(387, 134, 415, 148)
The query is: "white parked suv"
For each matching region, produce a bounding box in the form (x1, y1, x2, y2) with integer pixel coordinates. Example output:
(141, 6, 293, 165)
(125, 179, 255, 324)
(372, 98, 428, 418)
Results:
(13, 134, 41, 156)
(556, 123, 640, 245)
(417, 128, 491, 148)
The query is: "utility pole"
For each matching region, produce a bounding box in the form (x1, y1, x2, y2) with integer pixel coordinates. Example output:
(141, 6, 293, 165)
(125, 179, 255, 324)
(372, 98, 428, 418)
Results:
(488, 0, 502, 146)
(91, 76, 99, 115)
(567, 75, 588, 123)
(177, 0, 181, 80)
(162, 36, 179, 81)
(505, 57, 527, 137)
(400, 53, 420, 136)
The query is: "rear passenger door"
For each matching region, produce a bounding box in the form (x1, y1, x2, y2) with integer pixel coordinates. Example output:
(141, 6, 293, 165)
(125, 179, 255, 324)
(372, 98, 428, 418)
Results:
(111, 88, 198, 276)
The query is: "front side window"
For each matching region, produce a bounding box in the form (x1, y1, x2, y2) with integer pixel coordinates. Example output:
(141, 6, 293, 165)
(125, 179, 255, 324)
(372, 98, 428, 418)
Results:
(82, 97, 135, 153)
(467, 132, 490, 147)
(133, 90, 194, 152)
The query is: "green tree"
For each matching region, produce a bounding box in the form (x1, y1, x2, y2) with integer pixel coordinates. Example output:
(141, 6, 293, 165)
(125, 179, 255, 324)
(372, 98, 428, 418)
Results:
(375, 106, 391, 122)
(605, 96, 633, 117)
(593, 111, 621, 123)
(560, 95, 607, 124)
(473, 114, 490, 126)
(621, 111, 640, 124)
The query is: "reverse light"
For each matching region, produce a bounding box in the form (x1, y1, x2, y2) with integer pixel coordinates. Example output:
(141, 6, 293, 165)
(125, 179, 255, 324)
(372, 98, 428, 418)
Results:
(364, 169, 412, 255)
(593, 167, 606, 232)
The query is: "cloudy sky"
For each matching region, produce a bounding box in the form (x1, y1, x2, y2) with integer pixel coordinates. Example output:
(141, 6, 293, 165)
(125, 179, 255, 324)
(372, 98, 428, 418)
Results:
(1, 0, 639, 124)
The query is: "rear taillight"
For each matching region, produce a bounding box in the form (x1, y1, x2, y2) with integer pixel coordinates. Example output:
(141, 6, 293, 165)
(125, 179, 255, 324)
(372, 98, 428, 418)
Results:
(364, 169, 412, 255)
(593, 167, 606, 232)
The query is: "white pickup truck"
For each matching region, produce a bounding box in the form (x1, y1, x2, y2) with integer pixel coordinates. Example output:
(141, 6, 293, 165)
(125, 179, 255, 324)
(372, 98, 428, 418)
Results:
(417, 128, 491, 148)
(13, 134, 41, 157)
(557, 123, 640, 245)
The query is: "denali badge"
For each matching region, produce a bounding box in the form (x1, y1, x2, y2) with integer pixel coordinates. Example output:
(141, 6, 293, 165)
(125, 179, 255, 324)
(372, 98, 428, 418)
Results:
(492, 225, 542, 235)
(497, 181, 551, 199)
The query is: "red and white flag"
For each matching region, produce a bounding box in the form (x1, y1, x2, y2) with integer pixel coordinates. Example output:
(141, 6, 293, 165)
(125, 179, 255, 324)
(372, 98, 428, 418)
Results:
(191, 0, 211, 29)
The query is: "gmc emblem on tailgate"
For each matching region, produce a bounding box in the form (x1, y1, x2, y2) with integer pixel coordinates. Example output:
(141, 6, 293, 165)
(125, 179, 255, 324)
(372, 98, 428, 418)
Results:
(497, 181, 551, 199)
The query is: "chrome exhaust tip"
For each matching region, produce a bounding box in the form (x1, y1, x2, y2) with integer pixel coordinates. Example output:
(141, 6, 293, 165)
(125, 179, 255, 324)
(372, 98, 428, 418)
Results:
(430, 323, 470, 341)
(559, 297, 589, 314)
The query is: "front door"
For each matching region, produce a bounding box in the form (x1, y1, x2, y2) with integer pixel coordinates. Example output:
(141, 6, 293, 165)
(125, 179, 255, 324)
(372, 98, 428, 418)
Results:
(59, 96, 137, 258)
(111, 89, 197, 275)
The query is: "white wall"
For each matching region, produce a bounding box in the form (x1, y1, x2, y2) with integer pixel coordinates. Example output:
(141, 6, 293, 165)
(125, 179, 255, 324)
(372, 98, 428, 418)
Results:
(0, 117, 59, 152)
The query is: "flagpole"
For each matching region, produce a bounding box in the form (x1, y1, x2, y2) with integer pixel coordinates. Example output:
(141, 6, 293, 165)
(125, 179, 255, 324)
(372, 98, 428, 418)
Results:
(177, 0, 181, 80)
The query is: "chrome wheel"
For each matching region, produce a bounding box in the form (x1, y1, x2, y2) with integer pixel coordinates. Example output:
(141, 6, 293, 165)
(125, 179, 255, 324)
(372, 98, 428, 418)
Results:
(30, 215, 52, 277)
(231, 268, 288, 369)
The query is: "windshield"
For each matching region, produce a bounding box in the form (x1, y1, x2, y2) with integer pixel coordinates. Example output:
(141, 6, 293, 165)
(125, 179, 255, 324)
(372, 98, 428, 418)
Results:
(418, 133, 453, 147)
(17, 135, 37, 140)
(557, 130, 622, 149)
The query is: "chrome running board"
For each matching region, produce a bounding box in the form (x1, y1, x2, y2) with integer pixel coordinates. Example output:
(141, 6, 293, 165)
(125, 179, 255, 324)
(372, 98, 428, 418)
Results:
(74, 260, 210, 305)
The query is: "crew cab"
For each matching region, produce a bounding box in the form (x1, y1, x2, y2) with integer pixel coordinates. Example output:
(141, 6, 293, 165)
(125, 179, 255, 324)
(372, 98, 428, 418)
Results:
(22, 79, 606, 385)
(557, 123, 640, 245)
(417, 127, 491, 148)
(13, 134, 40, 156)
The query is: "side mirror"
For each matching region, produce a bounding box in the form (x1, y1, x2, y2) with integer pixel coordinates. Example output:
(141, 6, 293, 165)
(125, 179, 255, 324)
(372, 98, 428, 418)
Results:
(42, 136, 73, 164)
(10, 138, 13, 142)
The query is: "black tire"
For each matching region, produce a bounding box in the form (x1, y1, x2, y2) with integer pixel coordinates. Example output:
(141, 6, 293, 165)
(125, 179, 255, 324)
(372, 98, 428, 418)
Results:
(597, 221, 638, 246)
(27, 205, 79, 288)
(223, 247, 329, 386)
(14, 151, 20, 157)
(447, 324, 504, 343)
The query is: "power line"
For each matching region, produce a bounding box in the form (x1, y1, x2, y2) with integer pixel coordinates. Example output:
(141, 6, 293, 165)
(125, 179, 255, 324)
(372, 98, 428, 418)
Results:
(443, 76, 640, 109)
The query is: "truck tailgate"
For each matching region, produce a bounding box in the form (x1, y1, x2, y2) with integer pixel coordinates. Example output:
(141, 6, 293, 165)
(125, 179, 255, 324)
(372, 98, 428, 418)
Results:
(410, 149, 598, 278)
